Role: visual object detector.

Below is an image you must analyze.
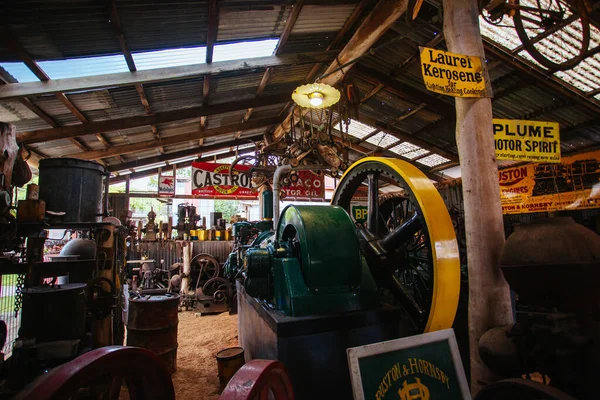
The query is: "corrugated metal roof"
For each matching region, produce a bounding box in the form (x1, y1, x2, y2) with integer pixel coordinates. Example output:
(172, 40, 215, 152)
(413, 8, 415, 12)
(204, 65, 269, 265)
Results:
(218, 4, 290, 42)
(117, 0, 210, 52)
(291, 4, 357, 34)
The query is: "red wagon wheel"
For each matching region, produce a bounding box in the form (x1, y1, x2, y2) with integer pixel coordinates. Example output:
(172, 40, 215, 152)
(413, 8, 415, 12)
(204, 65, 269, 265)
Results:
(219, 360, 294, 400)
(15, 346, 175, 400)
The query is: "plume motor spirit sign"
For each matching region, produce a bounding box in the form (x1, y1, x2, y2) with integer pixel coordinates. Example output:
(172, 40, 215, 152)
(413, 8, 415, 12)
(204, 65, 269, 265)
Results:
(493, 119, 561, 163)
(419, 47, 492, 98)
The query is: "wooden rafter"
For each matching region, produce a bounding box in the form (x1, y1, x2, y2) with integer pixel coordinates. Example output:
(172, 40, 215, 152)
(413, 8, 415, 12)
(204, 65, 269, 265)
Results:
(200, 0, 220, 130)
(107, 136, 262, 172)
(304, 0, 375, 82)
(482, 39, 600, 114)
(70, 116, 282, 160)
(358, 114, 458, 162)
(352, 65, 455, 118)
(271, 0, 410, 141)
(360, 32, 445, 103)
(240, 0, 305, 134)
(206, 0, 219, 64)
(0, 51, 334, 100)
(18, 94, 290, 144)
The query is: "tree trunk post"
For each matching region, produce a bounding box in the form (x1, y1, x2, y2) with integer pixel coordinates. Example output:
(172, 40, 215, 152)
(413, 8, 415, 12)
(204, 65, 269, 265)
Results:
(442, 0, 514, 395)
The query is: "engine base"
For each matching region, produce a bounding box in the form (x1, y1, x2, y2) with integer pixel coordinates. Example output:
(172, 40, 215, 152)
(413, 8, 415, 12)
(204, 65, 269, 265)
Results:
(237, 281, 410, 399)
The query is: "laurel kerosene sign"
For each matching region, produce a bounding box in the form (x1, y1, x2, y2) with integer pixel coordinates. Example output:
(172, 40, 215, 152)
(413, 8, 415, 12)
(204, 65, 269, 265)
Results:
(347, 329, 471, 400)
(419, 47, 492, 98)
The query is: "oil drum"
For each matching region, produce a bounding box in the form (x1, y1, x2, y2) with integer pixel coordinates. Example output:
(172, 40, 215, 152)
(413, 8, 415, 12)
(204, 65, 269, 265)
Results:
(126, 293, 179, 374)
(20, 283, 87, 342)
(38, 158, 105, 223)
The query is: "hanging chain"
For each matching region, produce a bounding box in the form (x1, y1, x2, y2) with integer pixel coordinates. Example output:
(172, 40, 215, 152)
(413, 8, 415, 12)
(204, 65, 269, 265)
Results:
(14, 273, 25, 317)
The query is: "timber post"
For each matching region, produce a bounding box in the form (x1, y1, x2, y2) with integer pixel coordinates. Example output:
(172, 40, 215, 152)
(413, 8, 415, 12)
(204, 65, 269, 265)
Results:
(442, 0, 514, 395)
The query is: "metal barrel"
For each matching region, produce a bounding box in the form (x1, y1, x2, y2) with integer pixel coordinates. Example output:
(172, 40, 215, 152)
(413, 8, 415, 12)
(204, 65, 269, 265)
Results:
(20, 283, 87, 342)
(215, 347, 245, 391)
(38, 158, 105, 223)
(126, 294, 179, 374)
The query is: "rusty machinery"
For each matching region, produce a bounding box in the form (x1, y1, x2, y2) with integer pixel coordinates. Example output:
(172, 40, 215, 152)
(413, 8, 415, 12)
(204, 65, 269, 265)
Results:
(477, 217, 600, 400)
(15, 157, 461, 399)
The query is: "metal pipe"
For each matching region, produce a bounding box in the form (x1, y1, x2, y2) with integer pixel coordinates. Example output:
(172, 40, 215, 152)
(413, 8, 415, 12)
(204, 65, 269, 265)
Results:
(103, 172, 110, 217)
(272, 164, 327, 226)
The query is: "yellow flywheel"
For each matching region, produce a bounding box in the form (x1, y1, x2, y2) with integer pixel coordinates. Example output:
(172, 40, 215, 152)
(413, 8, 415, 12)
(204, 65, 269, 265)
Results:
(331, 157, 460, 333)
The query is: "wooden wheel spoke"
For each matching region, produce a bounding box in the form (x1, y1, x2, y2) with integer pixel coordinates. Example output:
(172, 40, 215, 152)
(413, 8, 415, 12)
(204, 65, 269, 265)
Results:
(108, 375, 124, 400)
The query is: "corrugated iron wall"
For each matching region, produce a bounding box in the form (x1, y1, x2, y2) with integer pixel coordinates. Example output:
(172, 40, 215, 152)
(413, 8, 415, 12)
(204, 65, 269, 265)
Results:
(128, 240, 234, 269)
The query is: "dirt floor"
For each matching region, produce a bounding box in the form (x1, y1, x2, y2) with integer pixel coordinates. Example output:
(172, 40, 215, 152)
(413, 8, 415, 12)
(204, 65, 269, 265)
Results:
(172, 311, 239, 400)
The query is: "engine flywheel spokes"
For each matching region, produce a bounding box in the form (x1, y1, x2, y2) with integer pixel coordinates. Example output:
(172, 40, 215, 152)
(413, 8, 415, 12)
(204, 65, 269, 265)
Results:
(331, 157, 460, 333)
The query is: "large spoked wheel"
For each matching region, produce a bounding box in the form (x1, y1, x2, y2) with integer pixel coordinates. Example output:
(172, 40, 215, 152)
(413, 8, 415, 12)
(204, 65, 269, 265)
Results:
(191, 253, 220, 287)
(15, 346, 175, 400)
(513, 0, 590, 71)
(331, 157, 460, 333)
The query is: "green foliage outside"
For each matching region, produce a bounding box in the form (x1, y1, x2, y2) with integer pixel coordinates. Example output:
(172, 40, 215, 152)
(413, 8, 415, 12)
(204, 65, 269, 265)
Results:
(214, 200, 240, 221)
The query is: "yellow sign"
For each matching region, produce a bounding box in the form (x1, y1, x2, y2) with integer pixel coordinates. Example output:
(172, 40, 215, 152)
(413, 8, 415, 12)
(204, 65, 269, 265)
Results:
(499, 150, 600, 214)
(419, 47, 492, 98)
(494, 119, 561, 163)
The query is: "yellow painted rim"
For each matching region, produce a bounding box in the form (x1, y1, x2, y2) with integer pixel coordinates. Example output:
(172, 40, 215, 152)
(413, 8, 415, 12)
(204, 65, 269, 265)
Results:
(333, 157, 461, 333)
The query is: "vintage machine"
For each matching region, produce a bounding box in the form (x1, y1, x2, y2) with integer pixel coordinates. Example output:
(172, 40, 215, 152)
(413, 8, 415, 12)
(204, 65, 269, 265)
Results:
(237, 157, 461, 399)
(142, 208, 158, 240)
(223, 219, 273, 280)
(478, 217, 600, 400)
(175, 203, 200, 239)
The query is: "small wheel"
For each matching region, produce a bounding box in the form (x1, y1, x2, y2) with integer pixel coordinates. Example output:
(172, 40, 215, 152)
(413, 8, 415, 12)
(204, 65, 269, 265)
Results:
(219, 360, 294, 400)
(513, 0, 590, 71)
(203, 277, 232, 298)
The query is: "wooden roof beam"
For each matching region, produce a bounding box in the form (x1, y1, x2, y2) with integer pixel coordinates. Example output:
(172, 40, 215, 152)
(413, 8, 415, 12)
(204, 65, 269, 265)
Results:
(271, 0, 411, 141)
(0, 51, 335, 100)
(243, 1, 305, 130)
(69, 116, 281, 161)
(3, 34, 49, 82)
(304, 0, 375, 82)
(200, 0, 220, 129)
(482, 39, 600, 114)
(206, 0, 219, 64)
(108, 135, 262, 172)
(352, 64, 455, 119)
(362, 32, 445, 102)
(358, 114, 458, 162)
(17, 93, 290, 144)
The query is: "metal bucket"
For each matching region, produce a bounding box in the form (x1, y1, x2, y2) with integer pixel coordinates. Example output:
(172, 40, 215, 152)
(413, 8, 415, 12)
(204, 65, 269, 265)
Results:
(126, 293, 179, 374)
(39, 158, 105, 223)
(20, 283, 87, 342)
(216, 347, 245, 391)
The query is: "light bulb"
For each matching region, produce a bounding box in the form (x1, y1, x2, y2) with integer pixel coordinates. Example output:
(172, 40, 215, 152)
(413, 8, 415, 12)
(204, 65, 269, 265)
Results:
(308, 91, 324, 107)
(309, 96, 323, 107)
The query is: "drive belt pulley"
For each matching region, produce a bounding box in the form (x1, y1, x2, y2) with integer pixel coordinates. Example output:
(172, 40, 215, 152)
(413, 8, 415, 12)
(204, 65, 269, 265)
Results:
(331, 157, 460, 333)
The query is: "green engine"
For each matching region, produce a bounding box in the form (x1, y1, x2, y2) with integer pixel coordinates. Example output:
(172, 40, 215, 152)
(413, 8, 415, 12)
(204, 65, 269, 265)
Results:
(243, 205, 379, 317)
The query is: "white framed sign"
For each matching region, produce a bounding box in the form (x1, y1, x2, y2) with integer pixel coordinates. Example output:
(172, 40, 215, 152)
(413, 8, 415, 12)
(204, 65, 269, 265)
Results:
(347, 329, 471, 400)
